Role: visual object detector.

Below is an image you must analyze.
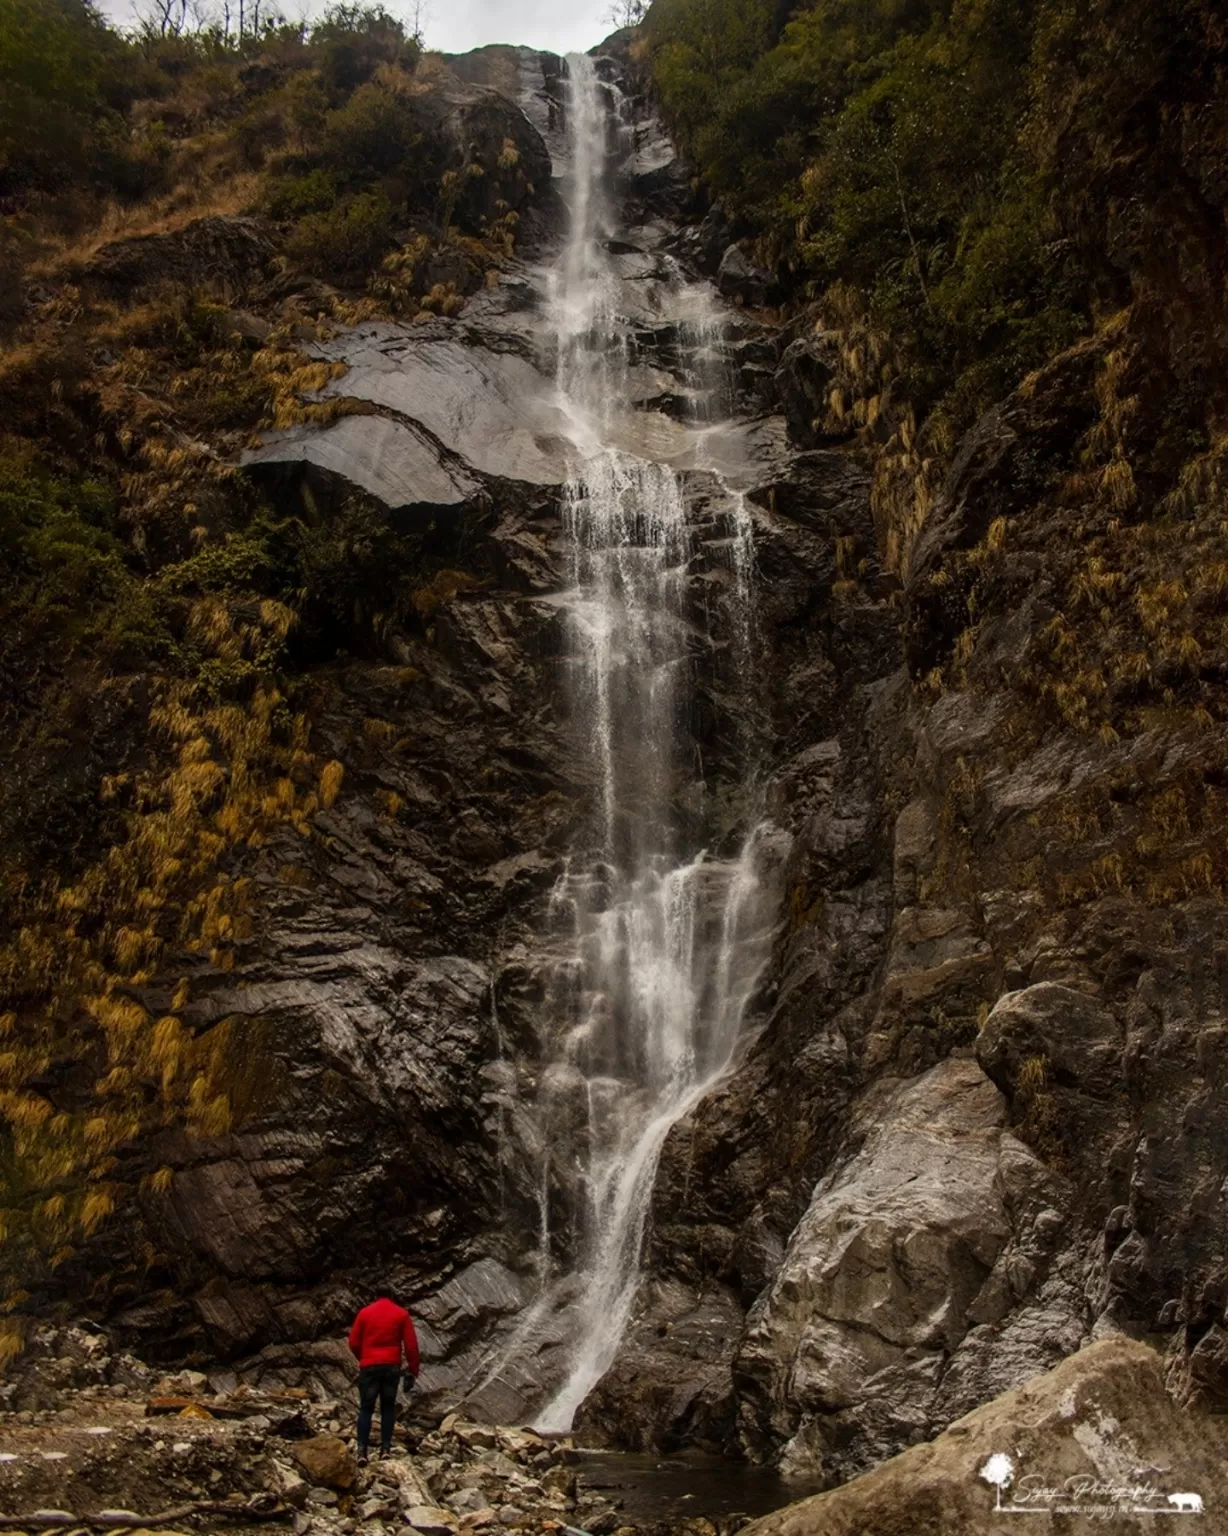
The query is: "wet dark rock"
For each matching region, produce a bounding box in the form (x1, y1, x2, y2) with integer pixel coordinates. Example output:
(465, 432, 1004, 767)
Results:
(773, 333, 848, 447)
(82, 215, 275, 297)
(573, 1282, 743, 1453)
(977, 983, 1123, 1099)
(668, 207, 736, 279)
(716, 245, 777, 309)
(904, 336, 1102, 676)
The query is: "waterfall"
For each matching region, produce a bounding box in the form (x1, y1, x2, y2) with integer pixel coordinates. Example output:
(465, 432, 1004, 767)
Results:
(482, 52, 784, 1433)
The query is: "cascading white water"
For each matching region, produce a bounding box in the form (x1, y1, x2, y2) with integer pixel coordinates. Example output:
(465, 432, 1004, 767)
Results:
(490, 53, 784, 1433)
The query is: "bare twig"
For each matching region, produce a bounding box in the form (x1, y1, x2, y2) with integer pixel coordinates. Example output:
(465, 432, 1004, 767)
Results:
(0, 1498, 293, 1529)
(890, 153, 932, 310)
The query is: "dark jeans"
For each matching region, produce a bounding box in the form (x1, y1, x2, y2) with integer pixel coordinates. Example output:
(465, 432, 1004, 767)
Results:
(356, 1364, 399, 1454)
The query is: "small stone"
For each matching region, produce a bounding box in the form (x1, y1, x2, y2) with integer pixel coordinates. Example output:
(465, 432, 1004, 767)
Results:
(404, 1506, 459, 1535)
(496, 1509, 523, 1527)
(542, 1467, 576, 1500)
(308, 1487, 340, 1508)
(457, 1426, 497, 1450)
(268, 1459, 310, 1508)
(292, 1434, 357, 1491)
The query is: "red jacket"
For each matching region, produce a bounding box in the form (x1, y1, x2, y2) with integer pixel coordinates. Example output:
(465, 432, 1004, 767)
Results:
(348, 1297, 420, 1375)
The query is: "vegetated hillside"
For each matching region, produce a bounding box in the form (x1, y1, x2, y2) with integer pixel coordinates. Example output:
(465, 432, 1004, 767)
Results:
(641, 0, 1228, 1032)
(0, 0, 553, 1351)
(645, 0, 1226, 440)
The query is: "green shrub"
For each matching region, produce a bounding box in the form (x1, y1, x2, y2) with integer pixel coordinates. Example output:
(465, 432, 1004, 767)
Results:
(0, 438, 166, 663)
(0, 0, 128, 194)
(233, 91, 287, 169)
(267, 166, 339, 220)
(281, 69, 328, 153)
(287, 188, 394, 279)
(311, 2, 419, 96)
(323, 82, 416, 176)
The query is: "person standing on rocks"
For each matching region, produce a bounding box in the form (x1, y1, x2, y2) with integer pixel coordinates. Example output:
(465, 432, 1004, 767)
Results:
(348, 1286, 420, 1463)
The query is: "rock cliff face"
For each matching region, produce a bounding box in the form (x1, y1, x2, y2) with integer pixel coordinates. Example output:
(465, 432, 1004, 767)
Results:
(12, 34, 1228, 1501)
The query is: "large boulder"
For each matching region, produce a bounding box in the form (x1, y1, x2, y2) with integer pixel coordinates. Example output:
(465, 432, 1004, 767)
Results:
(741, 1337, 1228, 1536)
(82, 216, 274, 297)
(291, 1433, 356, 1490)
(774, 332, 846, 448)
(736, 1059, 1077, 1481)
(977, 983, 1123, 1100)
(573, 1279, 744, 1452)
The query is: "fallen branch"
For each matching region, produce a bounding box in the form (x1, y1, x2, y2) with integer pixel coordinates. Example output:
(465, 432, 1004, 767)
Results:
(0, 1497, 294, 1529)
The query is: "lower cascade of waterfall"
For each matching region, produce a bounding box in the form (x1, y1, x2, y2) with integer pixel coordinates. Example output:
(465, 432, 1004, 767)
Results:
(478, 51, 787, 1432)
(534, 827, 781, 1431)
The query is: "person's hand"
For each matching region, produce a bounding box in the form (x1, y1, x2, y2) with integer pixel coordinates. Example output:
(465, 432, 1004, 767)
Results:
(401, 1370, 416, 1391)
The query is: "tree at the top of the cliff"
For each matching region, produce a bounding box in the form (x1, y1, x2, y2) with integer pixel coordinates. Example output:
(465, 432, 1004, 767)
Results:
(607, 0, 648, 29)
(311, 0, 420, 94)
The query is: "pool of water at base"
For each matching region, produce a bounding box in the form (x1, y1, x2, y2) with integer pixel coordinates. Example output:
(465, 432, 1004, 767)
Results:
(568, 1449, 825, 1527)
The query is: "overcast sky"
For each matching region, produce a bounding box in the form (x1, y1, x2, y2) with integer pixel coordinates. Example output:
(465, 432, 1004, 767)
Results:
(97, 0, 615, 55)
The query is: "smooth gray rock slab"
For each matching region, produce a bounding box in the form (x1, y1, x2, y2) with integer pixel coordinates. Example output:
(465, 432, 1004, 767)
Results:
(246, 414, 479, 509)
(315, 324, 567, 486)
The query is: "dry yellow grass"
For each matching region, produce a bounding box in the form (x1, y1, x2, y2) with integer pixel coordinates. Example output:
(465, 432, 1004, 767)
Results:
(28, 169, 265, 282)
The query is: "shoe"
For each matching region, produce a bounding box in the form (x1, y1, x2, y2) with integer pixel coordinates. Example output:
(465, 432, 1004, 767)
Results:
(379, 1447, 393, 1460)
(357, 1453, 369, 1467)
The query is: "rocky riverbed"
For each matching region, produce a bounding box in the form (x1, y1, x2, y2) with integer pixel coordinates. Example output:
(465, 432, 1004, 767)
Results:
(0, 1326, 747, 1536)
(5, 1328, 1228, 1536)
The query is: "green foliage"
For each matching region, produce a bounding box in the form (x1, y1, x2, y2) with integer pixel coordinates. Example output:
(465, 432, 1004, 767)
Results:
(267, 166, 339, 219)
(310, 2, 419, 95)
(259, 493, 436, 658)
(645, 0, 1222, 429)
(286, 187, 394, 279)
(160, 532, 277, 597)
(323, 81, 417, 175)
(281, 69, 329, 152)
(0, 439, 157, 656)
(0, 0, 127, 193)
